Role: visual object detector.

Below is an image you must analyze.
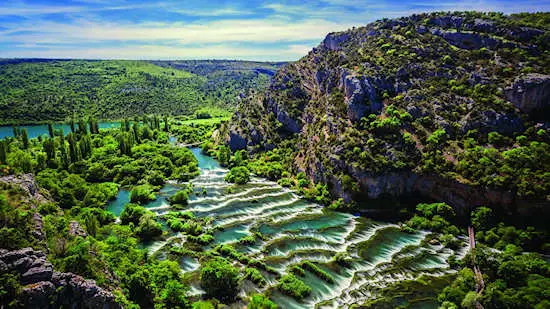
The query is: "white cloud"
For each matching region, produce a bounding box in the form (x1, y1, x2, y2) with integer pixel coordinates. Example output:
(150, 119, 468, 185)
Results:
(0, 44, 309, 61)
(0, 18, 354, 45)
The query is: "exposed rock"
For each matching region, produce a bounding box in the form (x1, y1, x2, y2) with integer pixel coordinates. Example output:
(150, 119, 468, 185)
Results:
(505, 73, 550, 113)
(21, 265, 53, 284)
(69, 221, 87, 238)
(0, 174, 50, 205)
(322, 32, 351, 51)
(431, 28, 513, 50)
(460, 110, 524, 135)
(0, 174, 51, 251)
(342, 73, 390, 121)
(228, 131, 247, 152)
(0, 248, 121, 309)
(265, 96, 301, 133)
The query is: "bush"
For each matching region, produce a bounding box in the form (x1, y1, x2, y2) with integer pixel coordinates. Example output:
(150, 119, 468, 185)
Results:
(300, 261, 334, 283)
(248, 294, 278, 309)
(135, 213, 163, 239)
(225, 166, 251, 184)
(120, 203, 148, 225)
(244, 267, 267, 287)
(169, 190, 189, 206)
(200, 257, 240, 301)
(277, 274, 311, 300)
(130, 184, 156, 204)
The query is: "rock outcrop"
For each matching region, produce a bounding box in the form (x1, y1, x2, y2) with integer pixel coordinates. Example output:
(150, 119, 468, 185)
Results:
(226, 12, 550, 214)
(0, 248, 121, 309)
(0, 173, 50, 204)
(505, 73, 550, 113)
(0, 174, 52, 249)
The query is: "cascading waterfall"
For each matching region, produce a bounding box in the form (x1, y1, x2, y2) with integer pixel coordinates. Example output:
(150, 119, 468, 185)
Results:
(107, 147, 467, 309)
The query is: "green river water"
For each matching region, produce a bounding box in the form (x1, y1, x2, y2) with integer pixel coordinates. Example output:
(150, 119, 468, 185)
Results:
(107, 147, 468, 308)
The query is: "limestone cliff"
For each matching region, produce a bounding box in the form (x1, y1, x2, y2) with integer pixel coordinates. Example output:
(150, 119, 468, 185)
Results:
(225, 12, 550, 214)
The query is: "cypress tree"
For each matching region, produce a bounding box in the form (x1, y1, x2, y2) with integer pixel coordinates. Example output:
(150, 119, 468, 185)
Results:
(21, 129, 29, 149)
(78, 119, 88, 135)
(163, 116, 169, 132)
(48, 122, 54, 138)
(0, 140, 7, 164)
(43, 138, 56, 165)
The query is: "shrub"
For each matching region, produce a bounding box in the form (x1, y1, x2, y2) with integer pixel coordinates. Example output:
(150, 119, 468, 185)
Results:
(169, 190, 189, 206)
(200, 257, 240, 301)
(130, 184, 156, 204)
(225, 166, 251, 184)
(248, 294, 278, 309)
(243, 267, 267, 287)
(277, 274, 311, 300)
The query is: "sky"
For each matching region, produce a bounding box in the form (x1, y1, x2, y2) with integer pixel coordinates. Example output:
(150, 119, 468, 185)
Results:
(0, 0, 549, 61)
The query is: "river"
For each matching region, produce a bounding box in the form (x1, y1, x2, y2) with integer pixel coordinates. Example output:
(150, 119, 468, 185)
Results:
(0, 122, 124, 139)
(107, 147, 468, 308)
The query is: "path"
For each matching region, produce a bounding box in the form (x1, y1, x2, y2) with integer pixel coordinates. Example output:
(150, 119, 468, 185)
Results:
(468, 225, 485, 309)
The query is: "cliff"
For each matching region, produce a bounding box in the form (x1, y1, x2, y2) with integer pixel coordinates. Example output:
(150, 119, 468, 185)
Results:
(225, 12, 550, 214)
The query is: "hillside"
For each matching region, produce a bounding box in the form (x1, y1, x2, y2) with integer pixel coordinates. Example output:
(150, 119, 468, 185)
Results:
(224, 11, 550, 216)
(0, 60, 278, 124)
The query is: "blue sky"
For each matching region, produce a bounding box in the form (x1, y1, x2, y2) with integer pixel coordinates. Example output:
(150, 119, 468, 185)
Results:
(1, 0, 549, 61)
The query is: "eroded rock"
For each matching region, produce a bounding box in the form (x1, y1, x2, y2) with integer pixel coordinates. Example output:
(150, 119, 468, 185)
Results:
(0, 248, 121, 309)
(505, 73, 550, 113)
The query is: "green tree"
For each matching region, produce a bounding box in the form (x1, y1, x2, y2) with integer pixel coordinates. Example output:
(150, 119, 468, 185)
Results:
(0, 140, 7, 164)
(200, 257, 240, 301)
(471, 207, 493, 231)
(21, 129, 29, 149)
(130, 184, 156, 204)
(48, 122, 54, 138)
(225, 166, 251, 184)
(169, 190, 189, 206)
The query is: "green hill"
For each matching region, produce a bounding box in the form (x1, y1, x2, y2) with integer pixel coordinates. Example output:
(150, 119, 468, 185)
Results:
(0, 60, 278, 124)
(224, 11, 550, 214)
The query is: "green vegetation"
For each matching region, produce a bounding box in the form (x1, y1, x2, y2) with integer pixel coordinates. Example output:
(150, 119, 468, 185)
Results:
(168, 189, 189, 207)
(248, 294, 278, 309)
(300, 261, 335, 283)
(200, 257, 240, 301)
(224, 11, 550, 209)
(1, 11, 550, 309)
(224, 166, 251, 184)
(277, 274, 312, 300)
(0, 60, 276, 124)
(130, 184, 156, 204)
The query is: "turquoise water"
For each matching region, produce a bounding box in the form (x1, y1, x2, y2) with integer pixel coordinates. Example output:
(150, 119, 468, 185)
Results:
(0, 121, 124, 139)
(106, 189, 130, 217)
(106, 148, 467, 308)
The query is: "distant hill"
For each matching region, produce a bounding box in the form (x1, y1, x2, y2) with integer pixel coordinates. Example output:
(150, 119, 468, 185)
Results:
(0, 59, 281, 124)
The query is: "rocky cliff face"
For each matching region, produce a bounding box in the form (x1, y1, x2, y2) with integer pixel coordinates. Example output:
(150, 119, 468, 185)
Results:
(226, 12, 550, 213)
(0, 248, 121, 309)
(505, 73, 550, 114)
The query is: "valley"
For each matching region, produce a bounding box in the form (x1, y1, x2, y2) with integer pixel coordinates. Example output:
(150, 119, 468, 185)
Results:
(0, 10, 549, 309)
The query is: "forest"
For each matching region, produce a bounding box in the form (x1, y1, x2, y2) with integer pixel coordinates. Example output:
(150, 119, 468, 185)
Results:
(0, 60, 275, 124)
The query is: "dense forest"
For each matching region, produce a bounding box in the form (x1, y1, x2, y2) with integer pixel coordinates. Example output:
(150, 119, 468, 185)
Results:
(0, 60, 276, 124)
(0, 10, 549, 309)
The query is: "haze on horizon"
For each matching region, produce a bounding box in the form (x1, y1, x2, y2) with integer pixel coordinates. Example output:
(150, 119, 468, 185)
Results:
(1, 0, 549, 61)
